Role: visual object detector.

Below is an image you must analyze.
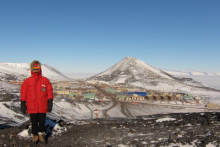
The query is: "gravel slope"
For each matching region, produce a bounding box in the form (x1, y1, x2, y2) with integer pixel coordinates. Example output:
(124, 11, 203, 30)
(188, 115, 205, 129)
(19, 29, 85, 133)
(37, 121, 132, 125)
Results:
(1, 112, 220, 147)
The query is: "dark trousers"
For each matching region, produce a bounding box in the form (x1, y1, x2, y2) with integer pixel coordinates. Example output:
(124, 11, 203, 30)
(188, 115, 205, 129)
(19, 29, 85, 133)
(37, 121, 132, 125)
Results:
(30, 113, 46, 135)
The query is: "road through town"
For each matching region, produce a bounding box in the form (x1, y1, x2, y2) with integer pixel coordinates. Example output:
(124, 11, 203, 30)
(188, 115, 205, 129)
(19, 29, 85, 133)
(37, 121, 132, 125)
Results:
(94, 85, 132, 117)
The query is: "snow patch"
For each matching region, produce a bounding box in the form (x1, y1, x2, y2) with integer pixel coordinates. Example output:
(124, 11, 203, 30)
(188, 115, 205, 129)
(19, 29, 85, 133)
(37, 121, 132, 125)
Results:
(156, 118, 176, 122)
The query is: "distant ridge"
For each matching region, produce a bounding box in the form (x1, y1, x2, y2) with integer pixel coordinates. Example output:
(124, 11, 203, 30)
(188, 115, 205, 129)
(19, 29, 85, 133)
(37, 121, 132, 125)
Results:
(162, 69, 220, 76)
(0, 62, 70, 81)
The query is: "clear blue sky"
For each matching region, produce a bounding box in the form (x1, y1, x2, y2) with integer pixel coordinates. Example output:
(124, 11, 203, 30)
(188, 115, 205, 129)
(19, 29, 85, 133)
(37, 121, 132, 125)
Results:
(0, 0, 220, 73)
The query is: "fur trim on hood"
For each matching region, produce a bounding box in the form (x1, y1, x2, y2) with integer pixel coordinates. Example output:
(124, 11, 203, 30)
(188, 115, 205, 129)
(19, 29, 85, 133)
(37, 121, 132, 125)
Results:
(30, 60, 41, 71)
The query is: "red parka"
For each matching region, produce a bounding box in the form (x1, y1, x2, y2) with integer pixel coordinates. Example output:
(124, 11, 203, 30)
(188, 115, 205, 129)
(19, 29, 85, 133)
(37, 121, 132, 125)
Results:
(20, 67, 53, 114)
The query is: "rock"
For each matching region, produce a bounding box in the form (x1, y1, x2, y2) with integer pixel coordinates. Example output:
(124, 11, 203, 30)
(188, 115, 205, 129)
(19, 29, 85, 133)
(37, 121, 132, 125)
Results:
(18, 120, 30, 131)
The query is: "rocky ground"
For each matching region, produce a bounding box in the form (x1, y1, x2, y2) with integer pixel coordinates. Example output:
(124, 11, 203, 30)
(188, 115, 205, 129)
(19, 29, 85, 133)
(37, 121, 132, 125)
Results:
(1, 112, 220, 147)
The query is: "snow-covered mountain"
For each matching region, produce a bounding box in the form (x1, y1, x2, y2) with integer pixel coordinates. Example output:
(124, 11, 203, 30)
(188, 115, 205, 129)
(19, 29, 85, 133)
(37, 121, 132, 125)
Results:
(0, 62, 69, 81)
(88, 57, 220, 96)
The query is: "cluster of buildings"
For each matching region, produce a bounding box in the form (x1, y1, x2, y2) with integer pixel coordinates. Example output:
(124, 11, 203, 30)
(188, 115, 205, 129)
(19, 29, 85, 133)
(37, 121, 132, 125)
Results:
(52, 80, 205, 105)
(52, 80, 148, 102)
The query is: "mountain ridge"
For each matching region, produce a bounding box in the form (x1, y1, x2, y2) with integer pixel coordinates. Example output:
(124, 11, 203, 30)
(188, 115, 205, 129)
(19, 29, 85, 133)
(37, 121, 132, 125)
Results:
(0, 62, 69, 81)
(163, 69, 220, 76)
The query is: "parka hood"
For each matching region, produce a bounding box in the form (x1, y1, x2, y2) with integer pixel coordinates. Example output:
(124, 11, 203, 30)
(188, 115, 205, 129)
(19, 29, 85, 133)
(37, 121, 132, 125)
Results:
(30, 60, 41, 70)
(30, 60, 42, 76)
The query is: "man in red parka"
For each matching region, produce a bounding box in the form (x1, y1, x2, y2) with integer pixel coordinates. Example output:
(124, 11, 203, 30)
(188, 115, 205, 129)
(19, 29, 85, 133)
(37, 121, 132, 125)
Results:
(20, 60, 53, 145)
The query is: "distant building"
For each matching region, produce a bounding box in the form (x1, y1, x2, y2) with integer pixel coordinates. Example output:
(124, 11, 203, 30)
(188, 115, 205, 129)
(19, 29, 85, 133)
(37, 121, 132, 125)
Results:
(116, 94, 127, 100)
(184, 94, 193, 99)
(56, 90, 70, 95)
(105, 88, 117, 93)
(206, 103, 218, 108)
(88, 88, 98, 93)
(84, 93, 95, 99)
(69, 93, 74, 97)
(125, 92, 147, 97)
(126, 88, 139, 92)
(117, 88, 127, 92)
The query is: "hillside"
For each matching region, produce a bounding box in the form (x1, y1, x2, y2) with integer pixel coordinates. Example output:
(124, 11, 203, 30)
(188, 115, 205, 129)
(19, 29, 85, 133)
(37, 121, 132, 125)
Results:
(1, 112, 220, 147)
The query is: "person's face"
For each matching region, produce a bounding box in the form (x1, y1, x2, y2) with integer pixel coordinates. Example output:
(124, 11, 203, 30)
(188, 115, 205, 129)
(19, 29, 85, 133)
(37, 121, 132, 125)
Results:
(33, 69, 39, 73)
